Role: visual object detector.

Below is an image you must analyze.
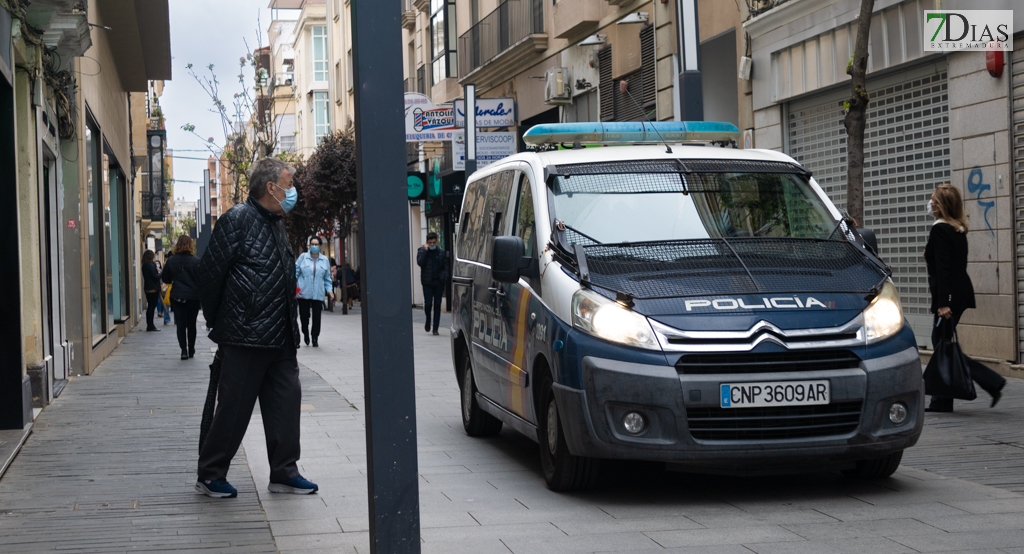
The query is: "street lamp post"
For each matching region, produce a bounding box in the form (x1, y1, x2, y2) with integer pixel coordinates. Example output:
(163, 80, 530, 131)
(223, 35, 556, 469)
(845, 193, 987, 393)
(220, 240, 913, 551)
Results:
(351, 1, 421, 552)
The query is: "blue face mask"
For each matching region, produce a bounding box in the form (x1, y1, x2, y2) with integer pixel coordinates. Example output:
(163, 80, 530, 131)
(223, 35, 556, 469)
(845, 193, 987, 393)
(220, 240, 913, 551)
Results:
(309, 245, 320, 255)
(429, 245, 437, 250)
(274, 184, 298, 213)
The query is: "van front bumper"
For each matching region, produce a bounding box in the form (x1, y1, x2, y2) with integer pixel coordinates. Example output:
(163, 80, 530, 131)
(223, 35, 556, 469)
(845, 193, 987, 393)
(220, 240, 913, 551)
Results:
(553, 346, 923, 469)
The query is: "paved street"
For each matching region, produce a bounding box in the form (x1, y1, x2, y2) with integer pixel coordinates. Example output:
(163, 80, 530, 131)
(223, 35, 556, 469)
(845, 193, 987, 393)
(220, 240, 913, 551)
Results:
(2, 307, 1024, 553)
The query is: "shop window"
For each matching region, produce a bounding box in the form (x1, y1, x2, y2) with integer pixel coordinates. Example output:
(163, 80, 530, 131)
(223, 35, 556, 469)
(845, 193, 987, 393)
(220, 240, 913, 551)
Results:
(85, 120, 105, 343)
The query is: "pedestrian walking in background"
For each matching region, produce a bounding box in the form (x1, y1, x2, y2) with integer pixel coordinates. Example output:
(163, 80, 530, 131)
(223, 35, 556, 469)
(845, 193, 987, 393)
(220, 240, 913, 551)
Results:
(159, 254, 173, 325)
(142, 250, 162, 332)
(924, 183, 1006, 412)
(343, 263, 359, 309)
(417, 231, 448, 335)
(162, 235, 201, 360)
(194, 157, 316, 499)
(327, 257, 338, 312)
(296, 237, 333, 347)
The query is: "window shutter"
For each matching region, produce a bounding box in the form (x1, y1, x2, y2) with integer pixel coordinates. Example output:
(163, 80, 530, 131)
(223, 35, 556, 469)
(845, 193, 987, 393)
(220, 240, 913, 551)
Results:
(640, 24, 656, 116)
(598, 46, 613, 121)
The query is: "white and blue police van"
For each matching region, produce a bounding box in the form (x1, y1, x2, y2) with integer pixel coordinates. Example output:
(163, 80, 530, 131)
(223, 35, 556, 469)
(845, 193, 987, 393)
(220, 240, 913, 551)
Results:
(449, 121, 923, 491)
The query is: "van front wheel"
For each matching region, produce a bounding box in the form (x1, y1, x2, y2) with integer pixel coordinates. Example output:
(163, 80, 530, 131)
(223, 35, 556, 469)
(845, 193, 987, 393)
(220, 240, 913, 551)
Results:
(460, 355, 502, 437)
(537, 374, 600, 491)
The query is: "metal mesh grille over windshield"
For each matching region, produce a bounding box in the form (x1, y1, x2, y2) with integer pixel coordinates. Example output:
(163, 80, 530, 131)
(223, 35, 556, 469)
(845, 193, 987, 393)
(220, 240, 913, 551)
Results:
(581, 238, 886, 299)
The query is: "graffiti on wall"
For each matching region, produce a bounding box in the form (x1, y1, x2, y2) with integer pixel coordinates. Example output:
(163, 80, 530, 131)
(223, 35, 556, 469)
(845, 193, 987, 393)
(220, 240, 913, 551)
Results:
(967, 167, 995, 236)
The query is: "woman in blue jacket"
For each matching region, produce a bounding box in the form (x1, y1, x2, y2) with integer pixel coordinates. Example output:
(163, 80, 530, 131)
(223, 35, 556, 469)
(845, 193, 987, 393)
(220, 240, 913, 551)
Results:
(295, 237, 334, 347)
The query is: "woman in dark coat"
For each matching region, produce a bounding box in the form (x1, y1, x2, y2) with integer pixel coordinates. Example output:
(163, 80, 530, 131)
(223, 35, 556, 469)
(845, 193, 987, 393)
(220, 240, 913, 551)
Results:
(142, 250, 162, 332)
(923, 184, 1005, 412)
(162, 235, 202, 360)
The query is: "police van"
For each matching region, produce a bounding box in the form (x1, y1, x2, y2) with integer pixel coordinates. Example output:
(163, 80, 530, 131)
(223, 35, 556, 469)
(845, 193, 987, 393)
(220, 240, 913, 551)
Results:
(450, 121, 923, 491)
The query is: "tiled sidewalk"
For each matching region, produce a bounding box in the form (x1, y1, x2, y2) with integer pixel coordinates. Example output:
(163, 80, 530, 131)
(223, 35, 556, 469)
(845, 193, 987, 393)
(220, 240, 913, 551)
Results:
(0, 322, 277, 553)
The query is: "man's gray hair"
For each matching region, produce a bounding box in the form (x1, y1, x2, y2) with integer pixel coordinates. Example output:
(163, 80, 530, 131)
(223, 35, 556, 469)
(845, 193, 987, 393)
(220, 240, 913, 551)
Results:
(248, 158, 295, 199)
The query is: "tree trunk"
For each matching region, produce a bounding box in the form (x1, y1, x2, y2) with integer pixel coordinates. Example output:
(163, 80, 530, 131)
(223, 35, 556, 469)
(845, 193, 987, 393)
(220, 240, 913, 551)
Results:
(843, 0, 875, 225)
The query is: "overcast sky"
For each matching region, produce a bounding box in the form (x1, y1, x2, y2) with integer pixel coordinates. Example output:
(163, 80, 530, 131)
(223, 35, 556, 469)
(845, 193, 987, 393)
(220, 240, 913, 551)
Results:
(162, 0, 296, 202)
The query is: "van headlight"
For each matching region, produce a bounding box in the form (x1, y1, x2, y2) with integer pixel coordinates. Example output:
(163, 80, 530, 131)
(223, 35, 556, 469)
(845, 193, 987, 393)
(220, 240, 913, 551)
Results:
(571, 289, 661, 351)
(863, 281, 904, 343)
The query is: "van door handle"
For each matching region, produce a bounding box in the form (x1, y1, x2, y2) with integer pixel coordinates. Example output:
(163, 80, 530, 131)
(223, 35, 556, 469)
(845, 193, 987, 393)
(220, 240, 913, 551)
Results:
(487, 287, 506, 298)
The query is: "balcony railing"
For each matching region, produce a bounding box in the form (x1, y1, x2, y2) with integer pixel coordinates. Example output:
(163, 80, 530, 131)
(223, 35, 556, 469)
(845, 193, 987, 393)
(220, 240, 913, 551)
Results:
(745, 0, 795, 19)
(458, 0, 544, 78)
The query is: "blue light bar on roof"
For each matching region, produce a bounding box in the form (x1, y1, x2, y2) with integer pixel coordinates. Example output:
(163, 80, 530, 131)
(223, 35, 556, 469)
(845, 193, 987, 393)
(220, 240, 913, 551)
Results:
(522, 121, 741, 146)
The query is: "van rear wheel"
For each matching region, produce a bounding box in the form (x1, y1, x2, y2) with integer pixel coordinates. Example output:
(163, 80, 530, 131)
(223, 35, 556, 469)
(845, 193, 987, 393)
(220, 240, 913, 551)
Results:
(842, 450, 903, 479)
(459, 354, 502, 437)
(537, 373, 600, 491)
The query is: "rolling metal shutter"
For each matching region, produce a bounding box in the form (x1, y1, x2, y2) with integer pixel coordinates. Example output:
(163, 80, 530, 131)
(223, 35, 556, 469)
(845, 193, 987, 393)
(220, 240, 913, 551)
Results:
(1013, 34, 1024, 363)
(788, 63, 950, 348)
(597, 26, 657, 122)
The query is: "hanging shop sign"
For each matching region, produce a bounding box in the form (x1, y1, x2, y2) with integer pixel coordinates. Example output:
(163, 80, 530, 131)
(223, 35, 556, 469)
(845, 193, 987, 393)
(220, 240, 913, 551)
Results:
(452, 131, 517, 171)
(407, 171, 430, 203)
(455, 97, 516, 128)
(405, 92, 456, 142)
(440, 170, 466, 207)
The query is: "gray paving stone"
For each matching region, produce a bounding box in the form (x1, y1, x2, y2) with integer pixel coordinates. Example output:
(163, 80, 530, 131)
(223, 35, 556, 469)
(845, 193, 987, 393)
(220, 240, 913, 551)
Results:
(889, 529, 1024, 551)
(644, 525, 806, 548)
(780, 517, 943, 540)
(743, 536, 918, 554)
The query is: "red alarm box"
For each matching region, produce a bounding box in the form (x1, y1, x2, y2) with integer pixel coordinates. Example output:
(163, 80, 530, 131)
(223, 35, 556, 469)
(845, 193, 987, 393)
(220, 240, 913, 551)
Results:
(986, 49, 1004, 78)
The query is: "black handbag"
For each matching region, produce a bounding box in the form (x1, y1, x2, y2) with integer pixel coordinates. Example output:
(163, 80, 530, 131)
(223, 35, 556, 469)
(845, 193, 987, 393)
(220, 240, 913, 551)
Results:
(923, 320, 977, 401)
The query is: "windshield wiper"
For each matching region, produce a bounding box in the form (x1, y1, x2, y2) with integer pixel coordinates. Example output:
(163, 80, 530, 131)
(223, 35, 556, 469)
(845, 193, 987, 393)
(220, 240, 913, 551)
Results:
(555, 220, 604, 246)
(716, 235, 763, 292)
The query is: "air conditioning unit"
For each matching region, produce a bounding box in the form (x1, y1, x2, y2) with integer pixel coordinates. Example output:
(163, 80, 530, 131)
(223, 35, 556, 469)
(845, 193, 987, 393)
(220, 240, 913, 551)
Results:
(544, 67, 572, 105)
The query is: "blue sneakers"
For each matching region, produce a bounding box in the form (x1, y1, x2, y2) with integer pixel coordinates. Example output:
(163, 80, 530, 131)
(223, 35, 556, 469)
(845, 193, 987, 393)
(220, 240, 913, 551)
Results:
(268, 475, 319, 494)
(196, 479, 238, 498)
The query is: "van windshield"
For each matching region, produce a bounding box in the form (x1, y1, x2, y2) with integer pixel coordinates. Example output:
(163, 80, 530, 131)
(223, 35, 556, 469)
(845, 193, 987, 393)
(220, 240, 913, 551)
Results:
(551, 169, 837, 245)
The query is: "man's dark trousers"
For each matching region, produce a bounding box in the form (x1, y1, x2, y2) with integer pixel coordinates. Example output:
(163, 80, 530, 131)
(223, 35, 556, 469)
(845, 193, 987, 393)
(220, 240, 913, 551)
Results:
(197, 345, 301, 482)
(423, 284, 443, 332)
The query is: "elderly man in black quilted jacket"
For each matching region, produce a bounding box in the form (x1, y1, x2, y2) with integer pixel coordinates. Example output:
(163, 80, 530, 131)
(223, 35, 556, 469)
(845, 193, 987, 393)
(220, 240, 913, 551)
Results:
(193, 157, 318, 499)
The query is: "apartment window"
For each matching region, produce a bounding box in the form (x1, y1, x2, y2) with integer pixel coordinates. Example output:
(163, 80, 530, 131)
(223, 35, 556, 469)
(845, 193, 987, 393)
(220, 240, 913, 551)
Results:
(429, 0, 457, 85)
(335, 60, 343, 103)
(312, 26, 328, 83)
(314, 91, 330, 142)
(347, 49, 353, 91)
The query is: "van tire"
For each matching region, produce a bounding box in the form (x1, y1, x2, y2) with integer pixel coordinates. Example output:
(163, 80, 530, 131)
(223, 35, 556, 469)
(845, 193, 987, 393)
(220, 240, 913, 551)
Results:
(537, 373, 600, 491)
(842, 450, 903, 479)
(459, 354, 502, 437)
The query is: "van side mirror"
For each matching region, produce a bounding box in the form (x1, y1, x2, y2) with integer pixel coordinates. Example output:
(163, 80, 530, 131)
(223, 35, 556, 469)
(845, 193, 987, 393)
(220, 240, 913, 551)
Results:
(858, 228, 879, 255)
(491, 236, 532, 283)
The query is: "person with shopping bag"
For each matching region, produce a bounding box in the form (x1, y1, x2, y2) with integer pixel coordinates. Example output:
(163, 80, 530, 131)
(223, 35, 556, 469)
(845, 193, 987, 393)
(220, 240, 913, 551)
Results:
(923, 184, 1006, 412)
